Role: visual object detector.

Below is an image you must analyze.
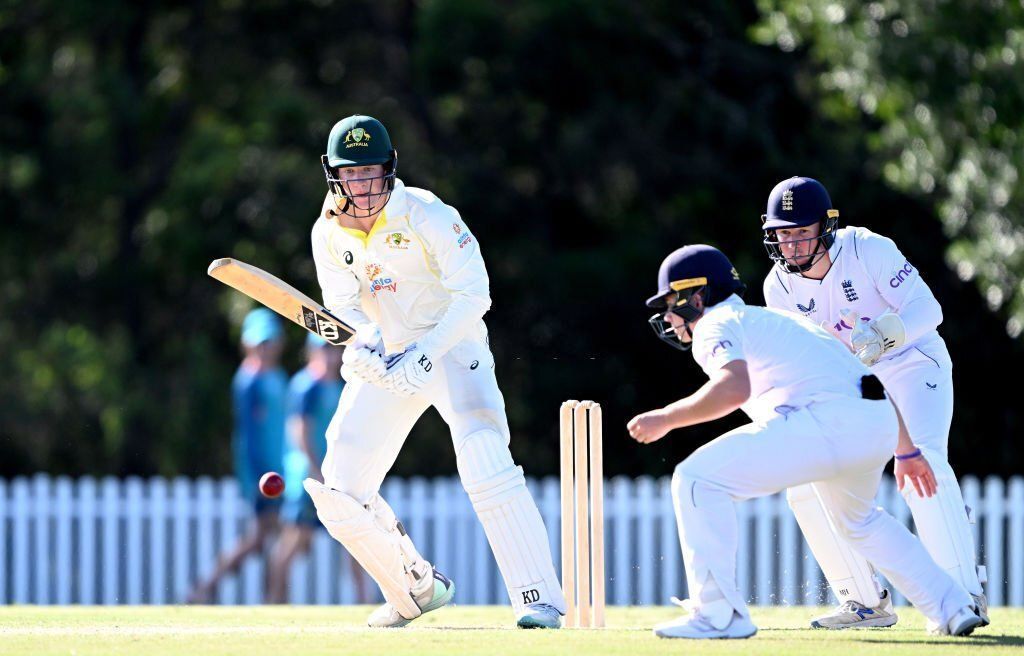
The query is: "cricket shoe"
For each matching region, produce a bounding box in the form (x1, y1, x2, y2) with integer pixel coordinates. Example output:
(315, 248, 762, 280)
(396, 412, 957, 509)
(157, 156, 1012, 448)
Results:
(516, 603, 562, 629)
(366, 569, 455, 628)
(653, 599, 757, 639)
(927, 605, 984, 637)
(971, 592, 990, 627)
(810, 589, 898, 629)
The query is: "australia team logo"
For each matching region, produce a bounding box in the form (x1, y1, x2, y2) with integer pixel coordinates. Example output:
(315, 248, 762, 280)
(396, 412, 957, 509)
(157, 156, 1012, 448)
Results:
(344, 128, 371, 148)
(796, 298, 816, 315)
(385, 231, 410, 250)
(364, 263, 398, 296)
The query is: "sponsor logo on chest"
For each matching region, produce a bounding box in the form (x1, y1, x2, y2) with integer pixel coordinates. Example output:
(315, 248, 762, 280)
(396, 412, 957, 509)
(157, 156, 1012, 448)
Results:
(796, 298, 816, 315)
(364, 263, 398, 296)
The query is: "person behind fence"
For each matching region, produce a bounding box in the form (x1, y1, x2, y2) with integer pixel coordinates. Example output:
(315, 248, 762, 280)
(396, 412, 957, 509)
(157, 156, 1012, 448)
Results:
(627, 244, 985, 640)
(760, 176, 988, 629)
(266, 334, 368, 604)
(188, 308, 287, 603)
(301, 114, 566, 629)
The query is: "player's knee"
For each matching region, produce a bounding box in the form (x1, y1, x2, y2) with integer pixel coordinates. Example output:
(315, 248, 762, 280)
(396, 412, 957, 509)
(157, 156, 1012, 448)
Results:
(671, 461, 712, 509)
(456, 428, 518, 490)
(831, 508, 879, 543)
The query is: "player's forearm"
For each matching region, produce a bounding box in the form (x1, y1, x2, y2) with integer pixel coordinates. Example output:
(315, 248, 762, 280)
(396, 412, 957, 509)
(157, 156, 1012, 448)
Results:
(890, 292, 942, 345)
(417, 288, 491, 357)
(663, 374, 749, 430)
(891, 399, 918, 455)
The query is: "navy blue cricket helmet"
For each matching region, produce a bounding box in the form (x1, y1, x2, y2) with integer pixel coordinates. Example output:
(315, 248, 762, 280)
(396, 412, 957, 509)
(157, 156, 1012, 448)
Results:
(645, 245, 746, 351)
(761, 176, 839, 273)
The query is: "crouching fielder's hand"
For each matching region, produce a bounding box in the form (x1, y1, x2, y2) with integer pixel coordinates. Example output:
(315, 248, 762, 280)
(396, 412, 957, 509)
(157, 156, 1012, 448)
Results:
(894, 449, 937, 498)
(628, 409, 672, 444)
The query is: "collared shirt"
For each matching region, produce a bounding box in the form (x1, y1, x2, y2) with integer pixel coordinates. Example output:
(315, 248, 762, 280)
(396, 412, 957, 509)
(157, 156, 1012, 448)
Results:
(311, 179, 491, 354)
(692, 296, 870, 423)
(762, 226, 947, 369)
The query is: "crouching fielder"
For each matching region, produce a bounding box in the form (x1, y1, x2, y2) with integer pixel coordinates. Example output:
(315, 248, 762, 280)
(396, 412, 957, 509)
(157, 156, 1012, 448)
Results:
(628, 244, 983, 640)
(761, 176, 986, 629)
(305, 115, 565, 629)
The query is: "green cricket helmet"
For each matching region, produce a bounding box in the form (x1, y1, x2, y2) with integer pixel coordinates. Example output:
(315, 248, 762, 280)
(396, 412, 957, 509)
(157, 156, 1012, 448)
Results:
(321, 115, 398, 218)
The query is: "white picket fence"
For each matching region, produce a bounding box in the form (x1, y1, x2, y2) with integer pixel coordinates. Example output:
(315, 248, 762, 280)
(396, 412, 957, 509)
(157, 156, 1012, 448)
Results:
(0, 475, 1020, 607)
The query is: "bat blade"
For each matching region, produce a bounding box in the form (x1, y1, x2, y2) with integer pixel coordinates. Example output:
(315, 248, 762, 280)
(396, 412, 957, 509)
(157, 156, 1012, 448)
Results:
(208, 257, 354, 344)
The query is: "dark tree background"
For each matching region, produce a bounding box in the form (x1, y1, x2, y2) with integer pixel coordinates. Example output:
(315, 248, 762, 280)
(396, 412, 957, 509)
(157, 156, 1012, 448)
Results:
(1, 0, 1021, 480)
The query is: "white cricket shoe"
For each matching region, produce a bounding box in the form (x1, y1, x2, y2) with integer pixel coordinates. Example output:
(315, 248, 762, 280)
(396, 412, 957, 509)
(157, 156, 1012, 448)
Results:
(516, 603, 562, 629)
(971, 592, 990, 627)
(653, 599, 757, 640)
(810, 589, 898, 629)
(927, 605, 983, 637)
(366, 569, 455, 628)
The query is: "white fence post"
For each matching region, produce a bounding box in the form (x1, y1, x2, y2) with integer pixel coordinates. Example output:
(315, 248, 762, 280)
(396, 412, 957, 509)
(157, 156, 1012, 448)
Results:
(0, 474, 1019, 606)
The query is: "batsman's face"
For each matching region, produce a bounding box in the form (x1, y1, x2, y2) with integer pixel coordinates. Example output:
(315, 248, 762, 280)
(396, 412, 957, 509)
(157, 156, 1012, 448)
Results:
(336, 164, 388, 212)
(776, 223, 821, 266)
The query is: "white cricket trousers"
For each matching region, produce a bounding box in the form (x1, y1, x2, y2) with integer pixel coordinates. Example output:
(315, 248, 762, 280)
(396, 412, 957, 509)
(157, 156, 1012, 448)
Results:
(671, 394, 972, 627)
(319, 335, 566, 614)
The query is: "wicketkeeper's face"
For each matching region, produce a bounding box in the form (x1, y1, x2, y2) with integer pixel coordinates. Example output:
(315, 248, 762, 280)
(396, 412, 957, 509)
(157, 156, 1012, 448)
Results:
(775, 223, 822, 267)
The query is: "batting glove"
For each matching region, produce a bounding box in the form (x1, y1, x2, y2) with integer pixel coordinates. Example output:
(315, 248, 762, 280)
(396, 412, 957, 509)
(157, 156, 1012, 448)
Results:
(379, 344, 435, 397)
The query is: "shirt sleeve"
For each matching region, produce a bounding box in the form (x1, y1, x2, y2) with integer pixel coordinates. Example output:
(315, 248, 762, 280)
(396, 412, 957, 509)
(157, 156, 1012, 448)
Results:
(409, 195, 492, 357)
(762, 270, 790, 313)
(856, 228, 942, 344)
(310, 207, 374, 338)
(692, 312, 745, 376)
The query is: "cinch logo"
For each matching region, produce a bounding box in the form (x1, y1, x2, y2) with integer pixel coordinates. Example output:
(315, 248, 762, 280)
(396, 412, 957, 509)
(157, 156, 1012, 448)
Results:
(889, 260, 915, 288)
(457, 232, 473, 249)
(796, 299, 816, 314)
(711, 340, 733, 356)
(343, 128, 371, 148)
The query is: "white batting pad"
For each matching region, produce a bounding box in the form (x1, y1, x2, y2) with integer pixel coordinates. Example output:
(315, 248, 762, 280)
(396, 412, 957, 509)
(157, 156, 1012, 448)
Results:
(456, 429, 567, 614)
(899, 450, 984, 596)
(303, 479, 431, 619)
(787, 483, 882, 607)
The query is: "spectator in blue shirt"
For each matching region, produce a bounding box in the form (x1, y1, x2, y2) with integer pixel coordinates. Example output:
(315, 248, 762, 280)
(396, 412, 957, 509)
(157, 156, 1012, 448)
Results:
(188, 308, 287, 603)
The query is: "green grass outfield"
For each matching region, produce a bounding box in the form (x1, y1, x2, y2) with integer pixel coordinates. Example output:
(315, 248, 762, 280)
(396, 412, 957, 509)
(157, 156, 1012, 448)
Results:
(0, 605, 1021, 656)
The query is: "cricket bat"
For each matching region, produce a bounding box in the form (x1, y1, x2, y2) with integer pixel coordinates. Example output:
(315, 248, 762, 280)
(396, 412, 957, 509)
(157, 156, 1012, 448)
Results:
(207, 258, 355, 345)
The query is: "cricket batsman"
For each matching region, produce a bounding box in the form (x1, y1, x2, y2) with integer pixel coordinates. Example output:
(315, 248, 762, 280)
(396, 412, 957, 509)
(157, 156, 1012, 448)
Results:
(628, 244, 983, 639)
(301, 115, 565, 629)
(760, 176, 987, 629)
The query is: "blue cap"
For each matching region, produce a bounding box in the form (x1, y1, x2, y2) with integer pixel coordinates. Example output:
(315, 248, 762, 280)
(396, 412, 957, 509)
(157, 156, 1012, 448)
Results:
(241, 308, 282, 346)
(645, 244, 745, 308)
(762, 176, 835, 230)
(305, 333, 329, 349)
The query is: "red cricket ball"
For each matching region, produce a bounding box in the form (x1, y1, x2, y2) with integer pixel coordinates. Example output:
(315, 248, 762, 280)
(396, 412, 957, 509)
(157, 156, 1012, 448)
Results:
(259, 471, 285, 499)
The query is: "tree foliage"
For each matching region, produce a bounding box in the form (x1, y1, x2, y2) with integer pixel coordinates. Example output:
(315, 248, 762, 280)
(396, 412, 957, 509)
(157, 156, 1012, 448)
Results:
(1, 0, 1021, 479)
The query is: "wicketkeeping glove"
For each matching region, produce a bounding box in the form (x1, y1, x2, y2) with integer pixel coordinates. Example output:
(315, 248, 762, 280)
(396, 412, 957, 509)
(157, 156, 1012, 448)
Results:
(841, 308, 906, 366)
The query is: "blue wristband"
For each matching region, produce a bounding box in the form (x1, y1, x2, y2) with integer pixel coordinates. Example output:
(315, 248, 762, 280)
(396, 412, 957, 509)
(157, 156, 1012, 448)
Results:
(894, 448, 922, 461)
